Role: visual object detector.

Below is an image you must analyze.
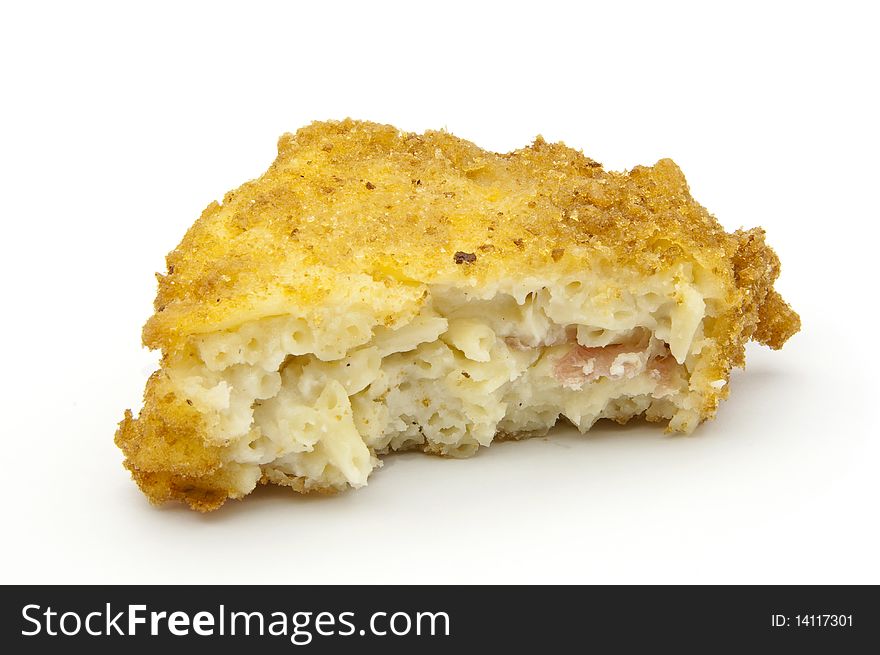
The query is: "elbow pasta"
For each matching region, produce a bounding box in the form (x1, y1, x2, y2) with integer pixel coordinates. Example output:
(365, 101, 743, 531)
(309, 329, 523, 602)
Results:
(160, 269, 721, 497)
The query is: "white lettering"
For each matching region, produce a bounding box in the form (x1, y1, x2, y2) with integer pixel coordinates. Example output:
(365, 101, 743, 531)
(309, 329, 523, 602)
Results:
(167, 611, 190, 636)
(44, 607, 57, 636)
(314, 611, 335, 636)
(230, 611, 264, 636)
(59, 612, 81, 636)
(106, 604, 124, 635)
(389, 612, 411, 636)
(268, 612, 287, 636)
(291, 612, 313, 646)
(150, 611, 167, 635)
(370, 611, 387, 636)
(21, 604, 41, 636)
(416, 611, 450, 636)
(192, 611, 214, 636)
(128, 604, 146, 635)
(337, 612, 355, 636)
(85, 612, 102, 636)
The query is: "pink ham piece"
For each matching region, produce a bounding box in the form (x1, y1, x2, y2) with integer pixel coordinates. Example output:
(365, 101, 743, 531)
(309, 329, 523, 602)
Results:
(554, 342, 645, 390)
(553, 334, 677, 393)
(646, 355, 679, 396)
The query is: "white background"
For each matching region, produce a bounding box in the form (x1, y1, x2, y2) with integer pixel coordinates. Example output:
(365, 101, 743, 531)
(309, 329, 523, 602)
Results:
(1, 1, 877, 584)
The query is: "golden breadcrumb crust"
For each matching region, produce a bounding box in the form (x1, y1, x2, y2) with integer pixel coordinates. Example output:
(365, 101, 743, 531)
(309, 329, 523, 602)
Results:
(116, 371, 228, 510)
(116, 119, 800, 510)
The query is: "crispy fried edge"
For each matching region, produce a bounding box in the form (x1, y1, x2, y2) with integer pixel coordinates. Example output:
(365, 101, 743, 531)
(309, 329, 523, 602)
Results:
(115, 370, 231, 511)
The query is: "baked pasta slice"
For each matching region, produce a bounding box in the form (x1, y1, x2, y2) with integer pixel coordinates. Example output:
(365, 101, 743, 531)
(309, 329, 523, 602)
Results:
(116, 119, 800, 510)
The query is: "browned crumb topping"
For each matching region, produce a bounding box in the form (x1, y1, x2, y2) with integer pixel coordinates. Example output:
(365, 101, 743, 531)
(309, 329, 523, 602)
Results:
(115, 372, 228, 511)
(142, 119, 795, 352)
